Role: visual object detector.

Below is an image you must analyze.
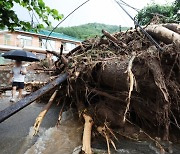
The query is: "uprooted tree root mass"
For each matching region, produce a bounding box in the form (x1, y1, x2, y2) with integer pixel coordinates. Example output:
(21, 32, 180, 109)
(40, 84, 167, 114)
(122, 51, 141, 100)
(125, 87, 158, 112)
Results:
(35, 23, 180, 154)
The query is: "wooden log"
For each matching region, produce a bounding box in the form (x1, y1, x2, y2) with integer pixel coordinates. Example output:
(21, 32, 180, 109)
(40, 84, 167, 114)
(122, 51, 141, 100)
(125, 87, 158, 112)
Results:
(145, 25, 180, 45)
(102, 29, 127, 48)
(0, 73, 68, 123)
(162, 23, 180, 34)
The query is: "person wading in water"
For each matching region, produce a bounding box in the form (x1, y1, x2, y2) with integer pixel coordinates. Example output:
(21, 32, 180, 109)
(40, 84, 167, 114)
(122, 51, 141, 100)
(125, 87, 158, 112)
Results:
(9, 60, 27, 102)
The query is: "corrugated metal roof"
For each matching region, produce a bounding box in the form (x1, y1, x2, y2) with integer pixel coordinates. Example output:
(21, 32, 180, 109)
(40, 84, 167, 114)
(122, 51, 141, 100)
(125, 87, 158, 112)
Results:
(13, 28, 82, 43)
(38, 30, 82, 42)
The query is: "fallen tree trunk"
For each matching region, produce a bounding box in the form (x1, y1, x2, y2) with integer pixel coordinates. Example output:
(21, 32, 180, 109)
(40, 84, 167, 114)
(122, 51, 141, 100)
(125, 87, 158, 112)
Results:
(162, 23, 180, 34)
(102, 29, 127, 48)
(145, 25, 180, 45)
(0, 73, 68, 123)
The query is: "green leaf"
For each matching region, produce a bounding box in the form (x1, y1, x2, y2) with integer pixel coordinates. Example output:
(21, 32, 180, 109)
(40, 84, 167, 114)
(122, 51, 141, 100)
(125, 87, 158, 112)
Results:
(0, 0, 63, 31)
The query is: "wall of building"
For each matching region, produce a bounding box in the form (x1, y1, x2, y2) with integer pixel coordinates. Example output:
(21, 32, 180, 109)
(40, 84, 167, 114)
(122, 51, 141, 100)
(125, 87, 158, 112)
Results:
(0, 31, 17, 46)
(55, 39, 62, 53)
(0, 31, 80, 54)
(0, 33, 4, 46)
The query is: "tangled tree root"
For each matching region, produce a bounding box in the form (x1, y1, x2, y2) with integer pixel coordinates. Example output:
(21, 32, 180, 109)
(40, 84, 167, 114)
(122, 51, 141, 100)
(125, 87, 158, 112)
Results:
(33, 23, 180, 153)
(123, 54, 136, 123)
(97, 124, 118, 154)
(33, 90, 58, 135)
(82, 114, 93, 154)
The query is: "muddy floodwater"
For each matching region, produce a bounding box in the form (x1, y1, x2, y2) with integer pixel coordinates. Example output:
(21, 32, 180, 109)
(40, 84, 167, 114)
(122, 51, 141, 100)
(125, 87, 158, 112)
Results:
(0, 92, 82, 154)
(0, 92, 180, 154)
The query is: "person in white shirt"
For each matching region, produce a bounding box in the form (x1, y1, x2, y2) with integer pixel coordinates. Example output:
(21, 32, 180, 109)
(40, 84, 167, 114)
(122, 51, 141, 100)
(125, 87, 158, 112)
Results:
(9, 61, 27, 102)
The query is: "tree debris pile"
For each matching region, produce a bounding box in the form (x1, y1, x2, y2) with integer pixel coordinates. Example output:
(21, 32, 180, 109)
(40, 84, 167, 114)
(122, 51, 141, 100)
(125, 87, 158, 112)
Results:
(52, 23, 180, 153)
(4, 23, 177, 154)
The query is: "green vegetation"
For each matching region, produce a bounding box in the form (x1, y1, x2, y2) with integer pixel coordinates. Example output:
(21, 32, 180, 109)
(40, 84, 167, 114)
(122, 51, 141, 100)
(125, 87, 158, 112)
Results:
(0, 0, 63, 31)
(49, 23, 129, 40)
(137, 0, 180, 25)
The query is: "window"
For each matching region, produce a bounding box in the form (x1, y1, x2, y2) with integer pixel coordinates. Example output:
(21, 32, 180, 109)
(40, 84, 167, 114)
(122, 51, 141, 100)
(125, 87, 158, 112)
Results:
(40, 38, 56, 51)
(4, 34, 11, 45)
(61, 42, 76, 54)
(65, 43, 76, 51)
(17, 35, 32, 47)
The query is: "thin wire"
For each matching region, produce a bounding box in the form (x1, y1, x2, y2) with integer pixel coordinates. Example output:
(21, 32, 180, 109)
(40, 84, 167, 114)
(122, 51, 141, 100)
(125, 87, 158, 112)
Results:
(119, 0, 180, 23)
(117, 0, 140, 12)
(31, 11, 54, 50)
(115, 0, 163, 51)
(110, 0, 132, 27)
(45, 0, 90, 42)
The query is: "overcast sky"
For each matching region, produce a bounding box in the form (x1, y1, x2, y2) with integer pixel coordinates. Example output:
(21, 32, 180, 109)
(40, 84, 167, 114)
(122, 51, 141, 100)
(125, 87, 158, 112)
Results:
(14, 0, 175, 27)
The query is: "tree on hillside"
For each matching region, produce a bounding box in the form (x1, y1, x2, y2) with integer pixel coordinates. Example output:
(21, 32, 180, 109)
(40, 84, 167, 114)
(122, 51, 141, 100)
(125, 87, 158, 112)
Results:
(137, 0, 180, 25)
(48, 23, 129, 40)
(0, 0, 63, 31)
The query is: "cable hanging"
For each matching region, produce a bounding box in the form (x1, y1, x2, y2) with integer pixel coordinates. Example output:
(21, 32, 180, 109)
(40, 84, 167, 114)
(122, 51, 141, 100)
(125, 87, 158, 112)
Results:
(45, 0, 91, 42)
(118, 0, 180, 23)
(115, 0, 163, 51)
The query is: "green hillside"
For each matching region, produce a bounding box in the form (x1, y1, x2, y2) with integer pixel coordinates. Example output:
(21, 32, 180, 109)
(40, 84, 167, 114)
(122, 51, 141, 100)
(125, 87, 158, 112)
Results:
(48, 23, 129, 40)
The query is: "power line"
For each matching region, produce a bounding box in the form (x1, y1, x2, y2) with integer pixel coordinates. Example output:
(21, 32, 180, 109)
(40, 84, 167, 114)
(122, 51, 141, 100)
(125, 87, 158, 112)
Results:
(117, 0, 140, 12)
(110, 0, 134, 26)
(45, 0, 91, 42)
(116, 0, 180, 23)
(27, 0, 91, 53)
(115, 0, 163, 51)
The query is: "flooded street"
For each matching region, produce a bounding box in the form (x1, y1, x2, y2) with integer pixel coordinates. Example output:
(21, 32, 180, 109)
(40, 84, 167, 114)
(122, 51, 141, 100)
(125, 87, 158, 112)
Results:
(0, 92, 82, 154)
